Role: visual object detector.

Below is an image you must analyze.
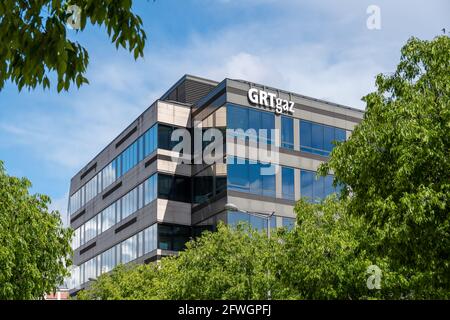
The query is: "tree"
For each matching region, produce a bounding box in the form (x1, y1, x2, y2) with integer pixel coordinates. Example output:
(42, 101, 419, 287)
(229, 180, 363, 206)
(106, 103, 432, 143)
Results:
(76, 263, 160, 300)
(0, 0, 147, 92)
(77, 223, 291, 300)
(0, 160, 72, 299)
(319, 35, 450, 298)
(276, 197, 374, 299)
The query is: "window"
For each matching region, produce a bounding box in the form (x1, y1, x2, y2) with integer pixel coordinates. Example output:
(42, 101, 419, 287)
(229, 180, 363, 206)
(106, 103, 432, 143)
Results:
(144, 174, 157, 205)
(227, 104, 275, 144)
(300, 170, 313, 199)
(281, 116, 294, 149)
(227, 157, 277, 198)
(73, 175, 157, 251)
(248, 161, 261, 195)
(69, 188, 82, 214)
(228, 211, 277, 232)
(121, 234, 137, 264)
(84, 216, 97, 243)
(193, 167, 214, 204)
(143, 224, 157, 254)
(101, 160, 117, 190)
(227, 104, 248, 133)
(282, 217, 295, 230)
(227, 158, 249, 192)
(84, 175, 97, 203)
(300, 120, 346, 156)
(158, 224, 191, 251)
(216, 175, 226, 194)
(121, 187, 138, 220)
(70, 224, 204, 289)
(143, 125, 157, 157)
(158, 124, 180, 151)
(84, 258, 96, 281)
(79, 224, 85, 246)
(100, 247, 115, 274)
(260, 112, 275, 145)
(70, 125, 158, 217)
(282, 167, 295, 200)
(70, 265, 81, 289)
(72, 227, 80, 249)
(158, 174, 191, 203)
(300, 170, 339, 202)
(121, 141, 138, 175)
(101, 204, 116, 233)
(261, 162, 276, 197)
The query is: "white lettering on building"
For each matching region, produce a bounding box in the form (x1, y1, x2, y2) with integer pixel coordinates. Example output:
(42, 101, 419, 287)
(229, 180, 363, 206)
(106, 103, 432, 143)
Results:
(247, 88, 294, 115)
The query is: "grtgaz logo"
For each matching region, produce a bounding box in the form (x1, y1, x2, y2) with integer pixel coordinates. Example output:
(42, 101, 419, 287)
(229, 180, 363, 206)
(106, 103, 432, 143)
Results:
(248, 88, 295, 115)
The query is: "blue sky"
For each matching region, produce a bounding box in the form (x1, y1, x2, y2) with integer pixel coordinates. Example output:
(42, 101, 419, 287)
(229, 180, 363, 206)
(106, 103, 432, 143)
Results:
(0, 0, 448, 224)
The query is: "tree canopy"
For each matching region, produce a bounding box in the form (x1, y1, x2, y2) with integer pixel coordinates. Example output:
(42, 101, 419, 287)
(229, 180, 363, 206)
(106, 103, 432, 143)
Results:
(0, 160, 72, 299)
(0, 0, 146, 92)
(319, 35, 450, 298)
(77, 223, 289, 300)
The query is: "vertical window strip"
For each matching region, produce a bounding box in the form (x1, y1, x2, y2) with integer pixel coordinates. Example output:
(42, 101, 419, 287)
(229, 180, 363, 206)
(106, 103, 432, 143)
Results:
(72, 223, 157, 287)
(69, 124, 157, 215)
(299, 120, 347, 156)
(71, 174, 157, 251)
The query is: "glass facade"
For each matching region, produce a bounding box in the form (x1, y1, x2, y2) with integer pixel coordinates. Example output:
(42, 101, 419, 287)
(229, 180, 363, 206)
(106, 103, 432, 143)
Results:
(158, 174, 191, 203)
(121, 141, 138, 176)
(281, 116, 294, 149)
(121, 188, 138, 220)
(158, 124, 181, 151)
(72, 173, 195, 252)
(70, 224, 158, 289)
(227, 104, 275, 144)
(282, 217, 296, 230)
(193, 166, 214, 204)
(69, 124, 157, 215)
(158, 224, 191, 251)
(101, 204, 116, 233)
(281, 166, 295, 200)
(227, 211, 281, 231)
(300, 120, 346, 156)
(227, 157, 276, 198)
(300, 170, 341, 203)
(72, 174, 157, 250)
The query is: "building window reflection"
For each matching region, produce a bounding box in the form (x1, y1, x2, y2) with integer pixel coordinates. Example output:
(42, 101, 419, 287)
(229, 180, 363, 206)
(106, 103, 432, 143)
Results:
(300, 120, 346, 156)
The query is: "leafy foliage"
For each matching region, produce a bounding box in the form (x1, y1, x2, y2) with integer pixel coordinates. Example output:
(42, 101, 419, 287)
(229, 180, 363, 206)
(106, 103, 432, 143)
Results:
(319, 35, 450, 298)
(0, 160, 72, 299)
(0, 0, 147, 92)
(276, 197, 373, 299)
(78, 223, 289, 300)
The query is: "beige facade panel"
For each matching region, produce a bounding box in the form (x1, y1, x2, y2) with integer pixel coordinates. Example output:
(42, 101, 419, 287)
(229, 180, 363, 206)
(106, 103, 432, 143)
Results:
(157, 159, 191, 176)
(157, 199, 191, 225)
(157, 101, 191, 128)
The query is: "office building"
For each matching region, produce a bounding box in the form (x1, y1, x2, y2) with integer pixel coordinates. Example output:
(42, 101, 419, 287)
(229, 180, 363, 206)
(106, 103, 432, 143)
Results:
(67, 74, 364, 293)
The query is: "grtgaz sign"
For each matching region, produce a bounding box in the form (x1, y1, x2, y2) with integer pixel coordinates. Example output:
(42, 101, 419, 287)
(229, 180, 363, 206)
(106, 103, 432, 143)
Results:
(247, 88, 294, 115)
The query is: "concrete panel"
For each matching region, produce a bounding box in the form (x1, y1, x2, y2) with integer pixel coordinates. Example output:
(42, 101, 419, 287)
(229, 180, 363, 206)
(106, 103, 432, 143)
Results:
(294, 168, 301, 201)
(156, 199, 191, 226)
(293, 118, 300, 151)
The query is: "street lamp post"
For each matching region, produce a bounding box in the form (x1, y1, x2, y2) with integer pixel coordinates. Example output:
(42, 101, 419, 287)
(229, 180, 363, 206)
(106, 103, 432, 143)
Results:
(224, 203, 275, 300)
